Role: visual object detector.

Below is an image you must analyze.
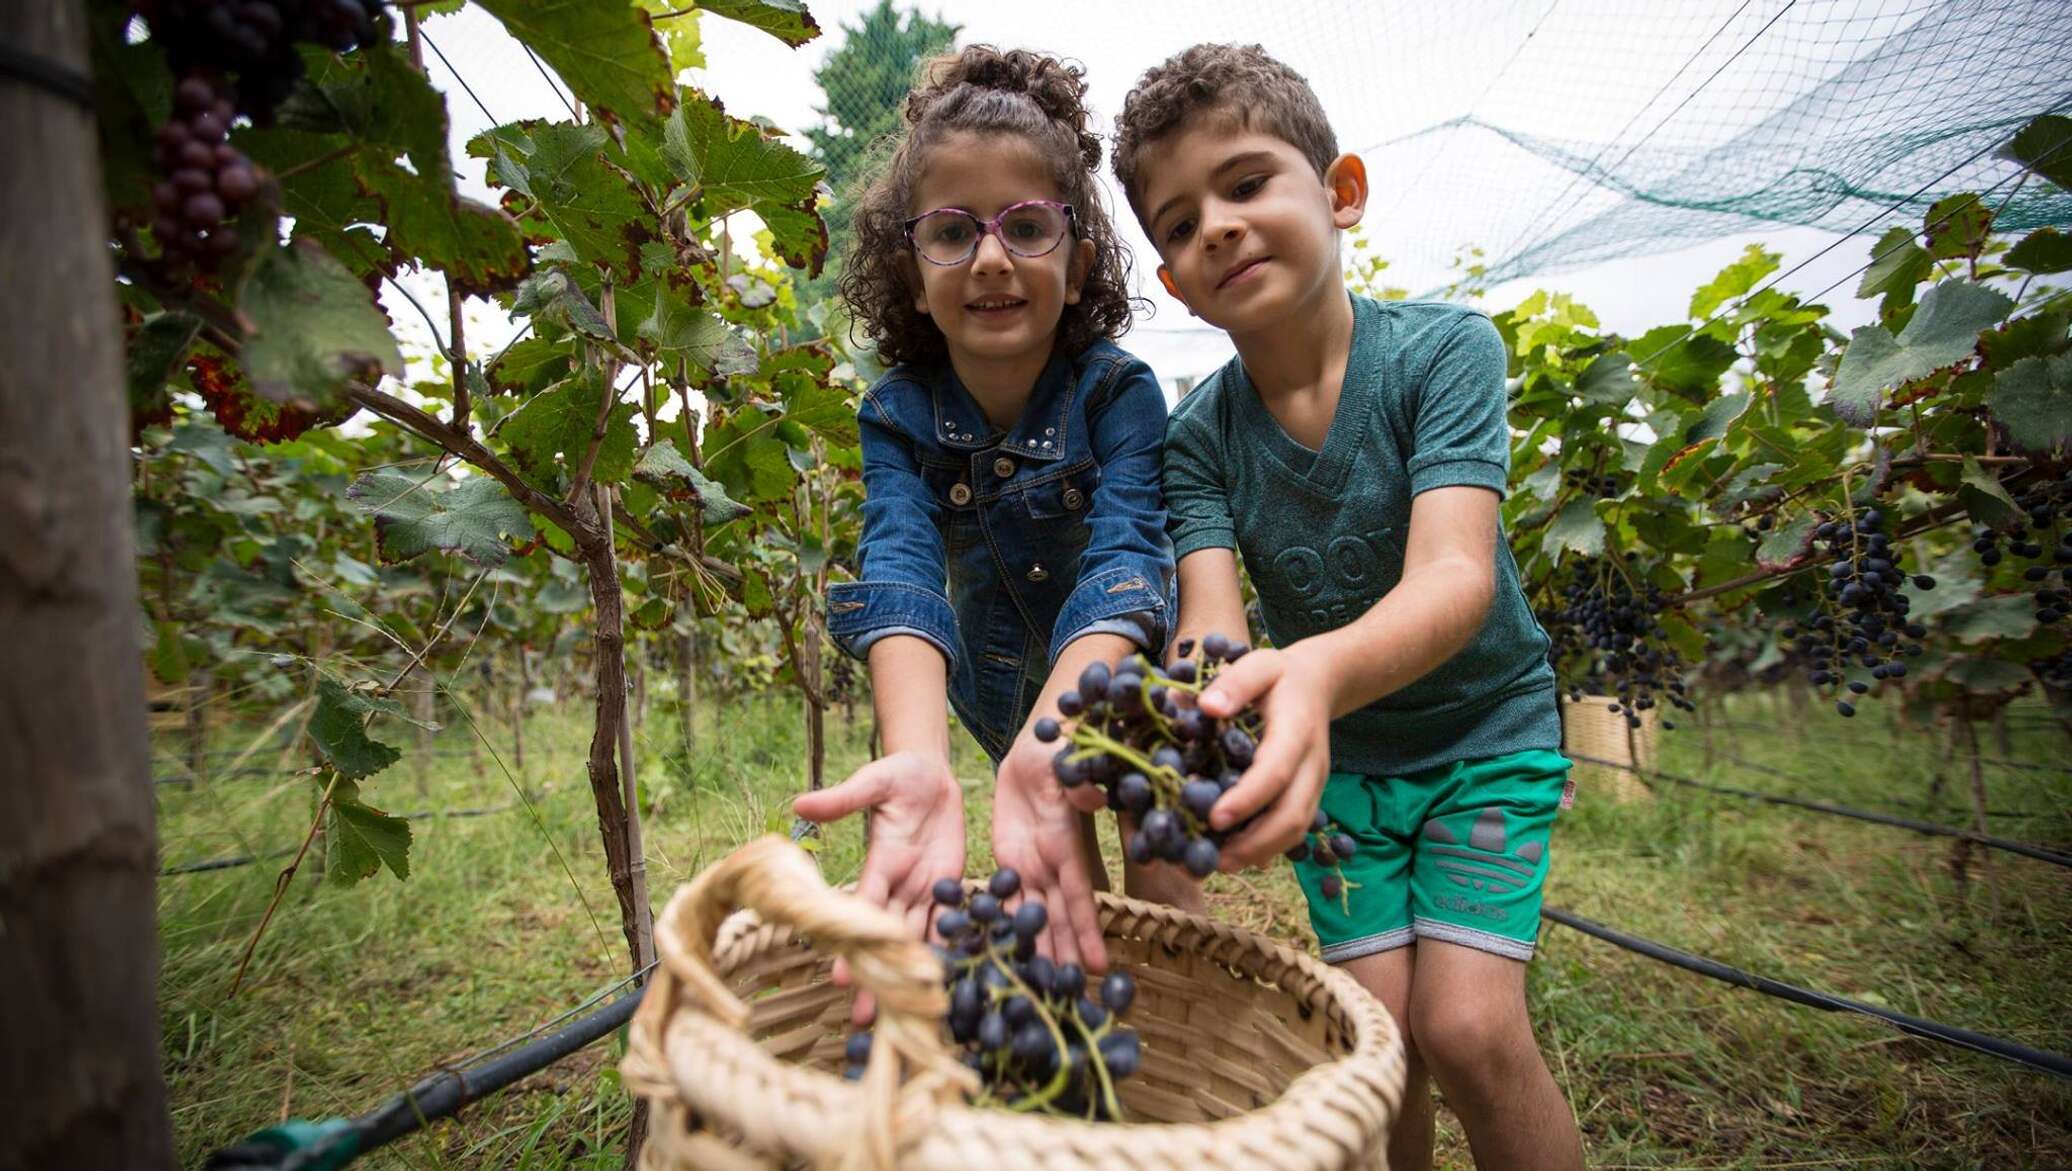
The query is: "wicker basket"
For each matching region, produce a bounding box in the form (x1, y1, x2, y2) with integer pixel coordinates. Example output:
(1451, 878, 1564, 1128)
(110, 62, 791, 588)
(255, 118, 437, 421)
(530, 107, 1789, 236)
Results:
(1559, 694, 1655, 804)
(623, 836, 1406, 1171)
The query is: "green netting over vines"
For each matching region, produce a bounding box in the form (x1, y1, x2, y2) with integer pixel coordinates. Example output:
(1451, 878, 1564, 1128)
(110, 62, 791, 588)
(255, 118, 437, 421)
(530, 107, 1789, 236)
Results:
(1339, 0, 2072, 289)
(803, 0, 2071, 293)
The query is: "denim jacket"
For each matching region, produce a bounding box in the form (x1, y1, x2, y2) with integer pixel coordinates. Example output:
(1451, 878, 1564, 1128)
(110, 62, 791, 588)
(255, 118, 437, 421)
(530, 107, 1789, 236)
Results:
(826, 340, 1174, 761)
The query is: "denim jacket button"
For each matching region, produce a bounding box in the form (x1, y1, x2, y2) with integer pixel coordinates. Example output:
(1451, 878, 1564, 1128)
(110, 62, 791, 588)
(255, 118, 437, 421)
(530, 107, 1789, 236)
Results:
(992, 456, 1016, 479)
(1062, 487, 1085, 510)
(1026, 563, 1049, 582)
(949, 482, 973, 506)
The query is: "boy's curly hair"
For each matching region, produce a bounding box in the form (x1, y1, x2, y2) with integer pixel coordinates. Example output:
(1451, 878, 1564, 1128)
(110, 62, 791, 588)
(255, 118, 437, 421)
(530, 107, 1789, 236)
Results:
(839, 45, 1137, 369)
(1111, 44, 1338, 231)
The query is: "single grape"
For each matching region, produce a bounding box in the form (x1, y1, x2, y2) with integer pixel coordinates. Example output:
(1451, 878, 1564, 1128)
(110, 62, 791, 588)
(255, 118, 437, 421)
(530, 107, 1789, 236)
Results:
(1097, 1031, 1142, 1078)
(1100, 971, 1135, 1014)
(844, 1032, 872, 1066)
(1033, 716, 1060, 742)
(1012, 901, 1047, 940)
(988, 868, 1021, 899)
(932, 877, 966, 907)
(968, 892, 1001, 924)
(1183, 837, 1220, 877)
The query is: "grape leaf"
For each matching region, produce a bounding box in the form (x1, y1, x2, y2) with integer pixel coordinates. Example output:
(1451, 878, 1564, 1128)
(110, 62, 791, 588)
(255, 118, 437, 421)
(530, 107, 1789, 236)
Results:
(1755, 514, 1818, 570)
(310, 679, 404, 780)
(1923, 193, 1991, 262)
(128, 313, 199, 426)
(633, 440, 753, 524)
(1541, 499, 1606, 563)
(756, 196, 830, 277)
(2001, 114, 2072, 191)
(1827, 280, 2012, 425)
(2004, 228, 2072, 275)
(358, 163, 531, 297)
(513, 269, 615, 342)
(474, 0, 675, 128)
(1959, 456, 2023, 515)
(346, 471, 536, 567)
(664, 91, 825, 214)
(1634, 326, 1736, 402)
(503, 123, 649, 279)
(1682, 390, 1750, 445)
(1855, 226, 1933, 311)
(238, 242, 405, 410)
(1941, 595, 2037, 644)
(780, 378, 858, 445)
(696, 0, 821, 45)
(245, 128, 394, 280)
(325, 780, 412, 884)
(639, 291, 758, 376)
(149, 621, 191, 686)
(1688, 244, 1779, 320)
(486, 335, 572, 395)
(1575, 350, 1638, 406)
(703, 412, 795, 501)
(1942, 655, 2034, 694)
(501, 372, 640, 487)
(1987, 352, 2072, 457)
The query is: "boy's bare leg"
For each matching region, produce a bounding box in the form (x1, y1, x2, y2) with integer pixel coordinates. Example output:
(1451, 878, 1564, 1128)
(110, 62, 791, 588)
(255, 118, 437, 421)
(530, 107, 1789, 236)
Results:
(1409, 940, 1584, 1171)
(1342, 948, 1434, 1171)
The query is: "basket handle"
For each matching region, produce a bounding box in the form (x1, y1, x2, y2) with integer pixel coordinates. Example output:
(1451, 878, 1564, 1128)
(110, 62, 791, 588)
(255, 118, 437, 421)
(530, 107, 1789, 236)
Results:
(641, 835, 973, 1170)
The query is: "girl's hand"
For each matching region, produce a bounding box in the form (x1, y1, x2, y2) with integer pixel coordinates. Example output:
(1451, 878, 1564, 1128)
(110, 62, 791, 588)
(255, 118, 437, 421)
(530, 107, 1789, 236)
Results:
(992, 732, 1108, 973)
(792, 750, 965, 1023)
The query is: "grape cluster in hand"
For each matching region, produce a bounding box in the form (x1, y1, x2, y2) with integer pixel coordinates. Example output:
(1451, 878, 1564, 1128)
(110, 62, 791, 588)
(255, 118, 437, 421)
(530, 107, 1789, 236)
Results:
(1542, 558, 1694, 730)
(845, 869, 1142, 1120)
(1788, 508, 1930, 717)
(1034, 634, 1265, 878)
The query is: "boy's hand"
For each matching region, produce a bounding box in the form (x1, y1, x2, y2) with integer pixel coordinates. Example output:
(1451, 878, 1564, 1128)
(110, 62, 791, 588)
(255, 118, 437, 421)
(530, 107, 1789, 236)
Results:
(992, 732, 1108, 973)
(1199, 643, 1336, 869)
(792, 750, 965, 1023)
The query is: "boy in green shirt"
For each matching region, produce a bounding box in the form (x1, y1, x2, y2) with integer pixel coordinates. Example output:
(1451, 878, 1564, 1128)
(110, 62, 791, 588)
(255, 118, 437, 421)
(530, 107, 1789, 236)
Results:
(1098, 44, 1587, 1171)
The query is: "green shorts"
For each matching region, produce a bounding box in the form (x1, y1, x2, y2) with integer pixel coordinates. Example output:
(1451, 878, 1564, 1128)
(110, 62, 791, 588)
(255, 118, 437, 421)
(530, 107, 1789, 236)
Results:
(1291, 749, 1570, 963)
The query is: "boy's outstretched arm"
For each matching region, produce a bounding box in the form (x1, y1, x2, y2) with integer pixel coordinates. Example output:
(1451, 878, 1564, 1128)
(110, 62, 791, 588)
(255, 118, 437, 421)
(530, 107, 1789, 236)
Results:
(1203, 485, 1500, 868)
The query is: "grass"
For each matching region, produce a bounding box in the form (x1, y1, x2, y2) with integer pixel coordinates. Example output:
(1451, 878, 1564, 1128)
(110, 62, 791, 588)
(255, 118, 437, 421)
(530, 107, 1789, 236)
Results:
(153, 686, 2072, 1169)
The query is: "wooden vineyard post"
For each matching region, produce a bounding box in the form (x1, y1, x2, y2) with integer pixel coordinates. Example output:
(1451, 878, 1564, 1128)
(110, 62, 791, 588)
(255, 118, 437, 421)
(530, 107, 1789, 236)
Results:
(0, 4, 177, 1166)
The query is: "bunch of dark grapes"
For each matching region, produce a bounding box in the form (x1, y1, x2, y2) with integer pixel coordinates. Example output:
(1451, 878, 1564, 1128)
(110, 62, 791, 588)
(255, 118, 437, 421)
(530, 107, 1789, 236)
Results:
(1541, 558, 1693, 730)
(1032, 633, 1349, 883)
(147, 75, 260, 268)
(1971, 471, 2072, 627)
(844, 869, 1142, 1120)
(132, 2, 390, 268)
(1791, 508, 1931, 718)
(136, 1, 390, 118)
(2036, 647, 2072, 693)
(1564, 469, 1624, 500)
(827, 656, 857, 704)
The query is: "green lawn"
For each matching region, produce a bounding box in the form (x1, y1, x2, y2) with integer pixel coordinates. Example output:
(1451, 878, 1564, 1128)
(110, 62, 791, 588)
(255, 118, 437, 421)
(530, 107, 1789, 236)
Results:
(153, 687, 2072, 1169)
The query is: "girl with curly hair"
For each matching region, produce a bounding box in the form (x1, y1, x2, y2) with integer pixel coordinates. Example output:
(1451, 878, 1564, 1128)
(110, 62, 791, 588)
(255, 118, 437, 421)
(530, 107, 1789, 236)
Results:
(794, 45, 1194, 988)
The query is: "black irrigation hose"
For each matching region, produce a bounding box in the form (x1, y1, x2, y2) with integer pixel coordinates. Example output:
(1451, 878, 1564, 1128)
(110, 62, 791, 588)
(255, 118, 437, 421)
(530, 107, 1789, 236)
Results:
(1542, 907, 2072, 1080)
(1718, 754, 2043, 821)
(352, 986, 645, 1152)
(1567, 753, 2072, 869)
(206, 986, 649, 1170)
(1699, 722, 2072, 776)
(160, 807, 515, 875)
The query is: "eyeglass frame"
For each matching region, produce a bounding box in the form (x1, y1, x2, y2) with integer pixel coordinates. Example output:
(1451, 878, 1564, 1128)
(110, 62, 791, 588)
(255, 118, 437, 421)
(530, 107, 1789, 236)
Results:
(902, 199, 1079, 267)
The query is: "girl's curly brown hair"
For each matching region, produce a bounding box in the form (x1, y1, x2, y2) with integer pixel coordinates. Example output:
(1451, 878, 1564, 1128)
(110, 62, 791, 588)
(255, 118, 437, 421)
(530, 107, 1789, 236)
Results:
(838, 45, 1138, 369)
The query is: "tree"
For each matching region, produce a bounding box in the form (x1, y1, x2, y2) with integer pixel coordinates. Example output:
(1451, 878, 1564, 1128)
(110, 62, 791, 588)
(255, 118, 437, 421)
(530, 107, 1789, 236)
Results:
(1, 3, 176, 1169)
(801, 0, 958, 303)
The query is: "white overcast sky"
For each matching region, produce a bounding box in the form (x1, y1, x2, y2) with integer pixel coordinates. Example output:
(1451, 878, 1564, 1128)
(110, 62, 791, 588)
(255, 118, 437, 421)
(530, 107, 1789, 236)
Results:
(391, 0, 2031, 396)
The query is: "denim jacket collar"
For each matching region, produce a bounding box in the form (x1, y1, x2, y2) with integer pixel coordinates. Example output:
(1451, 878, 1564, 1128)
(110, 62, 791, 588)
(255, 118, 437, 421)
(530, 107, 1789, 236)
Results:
(930, 348, 1072, 462)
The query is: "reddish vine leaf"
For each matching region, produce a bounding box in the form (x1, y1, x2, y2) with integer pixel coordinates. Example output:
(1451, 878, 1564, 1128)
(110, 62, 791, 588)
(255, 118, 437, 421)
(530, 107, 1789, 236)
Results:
(190, 354, 351, 443)
(1755, 514, 1818, 570)
(1923, 193, 1992, 262)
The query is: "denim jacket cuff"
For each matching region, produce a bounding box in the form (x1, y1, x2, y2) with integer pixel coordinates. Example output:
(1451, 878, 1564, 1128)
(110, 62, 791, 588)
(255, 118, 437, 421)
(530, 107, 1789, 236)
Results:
(1049, 563, 1169, 665)
(827, 581, 959, 671)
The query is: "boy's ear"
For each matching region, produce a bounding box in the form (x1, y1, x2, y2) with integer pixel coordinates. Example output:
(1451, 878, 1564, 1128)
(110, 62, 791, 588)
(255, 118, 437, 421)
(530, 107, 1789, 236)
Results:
(1325, 153, 1368, 230)
(1156, 265, 1193, 315)
(1062, 237, 1096, 305)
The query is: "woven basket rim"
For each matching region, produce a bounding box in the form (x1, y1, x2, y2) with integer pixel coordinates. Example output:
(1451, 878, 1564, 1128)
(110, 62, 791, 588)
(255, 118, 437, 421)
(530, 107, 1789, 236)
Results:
(626, 870, 1406, 1171)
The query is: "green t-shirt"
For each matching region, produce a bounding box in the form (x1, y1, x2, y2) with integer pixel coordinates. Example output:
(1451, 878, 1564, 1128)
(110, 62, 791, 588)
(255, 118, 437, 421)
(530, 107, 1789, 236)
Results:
(1164, 293, 1559, 776)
